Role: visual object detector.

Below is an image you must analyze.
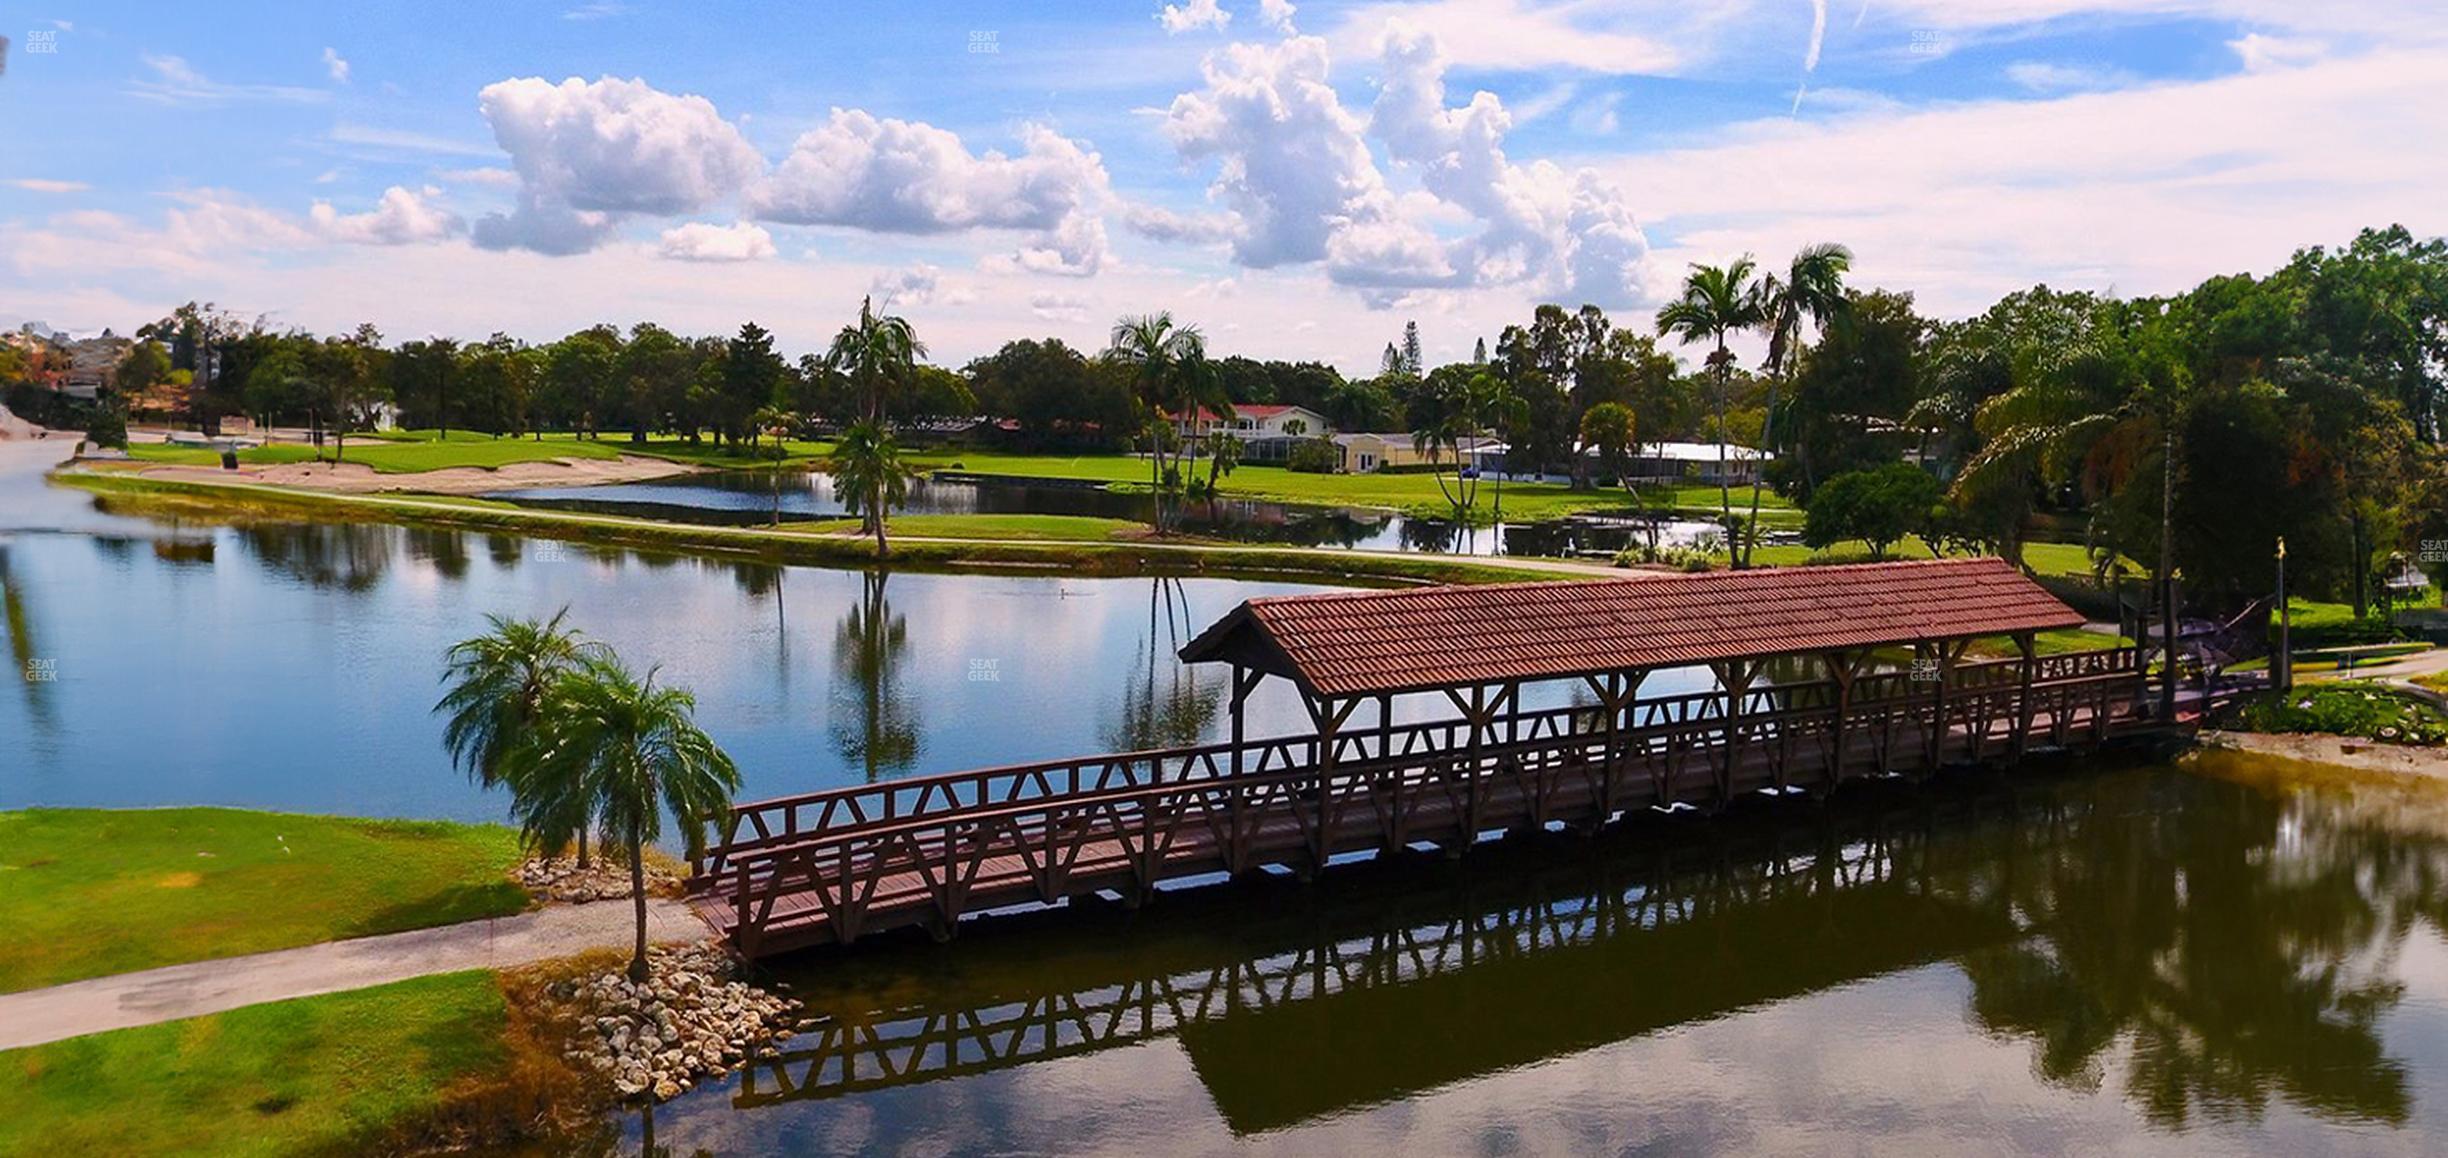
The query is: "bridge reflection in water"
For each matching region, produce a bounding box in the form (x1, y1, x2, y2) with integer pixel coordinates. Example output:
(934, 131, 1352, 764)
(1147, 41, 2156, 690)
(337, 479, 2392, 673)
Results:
(711, 754, 2436, 1145)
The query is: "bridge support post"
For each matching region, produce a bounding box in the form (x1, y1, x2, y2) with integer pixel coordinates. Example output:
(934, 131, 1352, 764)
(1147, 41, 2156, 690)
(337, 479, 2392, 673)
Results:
(1708, 661, 1759, 809)
(2012, 631, 2039, 758)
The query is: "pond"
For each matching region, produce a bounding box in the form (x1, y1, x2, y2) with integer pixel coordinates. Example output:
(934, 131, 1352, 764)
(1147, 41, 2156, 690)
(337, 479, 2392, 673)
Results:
(20, 445, 2448, 1155)
(485, 469, 1740, 559)
(607, 751, 2448, 1156)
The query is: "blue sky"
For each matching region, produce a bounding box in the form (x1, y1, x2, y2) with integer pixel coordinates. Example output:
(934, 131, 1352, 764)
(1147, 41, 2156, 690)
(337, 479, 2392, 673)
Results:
(2, 1, 2439, 372)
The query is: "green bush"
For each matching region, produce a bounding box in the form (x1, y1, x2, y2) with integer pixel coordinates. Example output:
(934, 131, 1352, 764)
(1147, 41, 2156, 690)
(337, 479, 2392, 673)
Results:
(82, 405, 129, 449)
(1615, 543, 1714, 572)
(1804, 463, 1941, 560)
(1286, 437, 1339, 474)
(2212, 682, 2448, 746)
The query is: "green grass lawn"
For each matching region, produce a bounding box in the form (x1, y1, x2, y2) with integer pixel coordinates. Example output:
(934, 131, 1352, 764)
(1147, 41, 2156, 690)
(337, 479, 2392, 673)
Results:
(128, 437, 632, 475)
(800, 513, 1146, 543)
(0, 971, 514, 1157)
(0, 809, 528, 993)
(916, 448, 1800, 521)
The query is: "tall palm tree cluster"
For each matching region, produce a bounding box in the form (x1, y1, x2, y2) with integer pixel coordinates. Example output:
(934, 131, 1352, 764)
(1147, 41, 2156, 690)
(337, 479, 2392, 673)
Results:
(438, 612, 740, 982)
(1107, 312, 1234, 532)
(825, 296, 927, 554)
(1656, 243, 1855, 568)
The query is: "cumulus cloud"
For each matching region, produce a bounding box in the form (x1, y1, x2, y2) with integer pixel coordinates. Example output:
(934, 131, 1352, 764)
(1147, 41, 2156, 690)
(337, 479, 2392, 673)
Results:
(1029, 293, 1091, 323)
(1157, 0, 1232, 34)
(2230, 33, 2327, 71)
(310, 186, 465, 245)
(1155, 24, 1646, 303)
(657, 220, 775, 262)
(322, 47, 350, 83)
(1258, 0, 1299, 32)
(747, 110, 1112, 274)
(1162, 35, 1421, 279)
(472, 76, 764, 253)
(869, 263, 977, 308)
(1121, 202, 1241, 244)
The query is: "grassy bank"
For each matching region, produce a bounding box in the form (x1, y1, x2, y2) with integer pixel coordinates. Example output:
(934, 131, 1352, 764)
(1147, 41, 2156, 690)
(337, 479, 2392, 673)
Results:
(0, 808, 527, 993)
(0, 968, 595, 1157)
(804, 513, 1147, 542)
(129, 437, 635, 475)
(59, 469, 1582, 586)
(2210, 682, 2448, 746)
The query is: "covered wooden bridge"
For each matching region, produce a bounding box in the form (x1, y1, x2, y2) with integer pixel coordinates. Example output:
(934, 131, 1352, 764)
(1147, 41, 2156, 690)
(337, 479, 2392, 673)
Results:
(687, 557, 2151, 956)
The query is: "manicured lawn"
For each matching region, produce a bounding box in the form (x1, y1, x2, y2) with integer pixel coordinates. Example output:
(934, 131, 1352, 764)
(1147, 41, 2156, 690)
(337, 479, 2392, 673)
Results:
(0, 971, 511, 1157)
(128, 437, 631, 474)
(802, 513, 1145, 542)
(0, 809, 527, 993)
(915, 448, 1799, 521)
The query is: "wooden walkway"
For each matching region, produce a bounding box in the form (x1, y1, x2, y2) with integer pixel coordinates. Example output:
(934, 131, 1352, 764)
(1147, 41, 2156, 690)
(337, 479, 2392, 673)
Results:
(688, 648, 2150, 956)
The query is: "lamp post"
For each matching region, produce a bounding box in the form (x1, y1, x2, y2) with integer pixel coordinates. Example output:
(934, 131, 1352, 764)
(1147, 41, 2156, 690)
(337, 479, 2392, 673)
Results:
(2274, 536, 2292, 693)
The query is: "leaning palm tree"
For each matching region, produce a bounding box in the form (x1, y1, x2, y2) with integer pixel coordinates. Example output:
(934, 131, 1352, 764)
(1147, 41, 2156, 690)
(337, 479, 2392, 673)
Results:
(825, 296, 926, 423)
(830, 417, 914, 555)
(1656, 258, 1767, 527)
(436, 609, 602, 862)
(1107, 313, 1207, 532)
(1745, 243, 1853, 567)
(517, 654, 740, 983)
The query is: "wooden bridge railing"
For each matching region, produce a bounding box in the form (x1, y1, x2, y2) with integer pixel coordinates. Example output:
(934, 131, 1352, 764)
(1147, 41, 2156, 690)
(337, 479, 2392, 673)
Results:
(688, 648, 2143, 952)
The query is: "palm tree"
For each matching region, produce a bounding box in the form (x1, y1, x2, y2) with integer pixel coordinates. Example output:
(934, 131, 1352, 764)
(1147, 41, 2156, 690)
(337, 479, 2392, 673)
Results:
(825, 296, 926, 424)
(1748, 243, 1853, 567)
(1201, 429, 1242, 498)
(1107, 313, 1207, 532)
(1656, 258, 1767, 528)
(517, 654, 740, 983)
(829, 418, 913, 555)
(750, 406, 797, 525)
(436, 610, 603, 863)
(1473, 371, 1528, 522)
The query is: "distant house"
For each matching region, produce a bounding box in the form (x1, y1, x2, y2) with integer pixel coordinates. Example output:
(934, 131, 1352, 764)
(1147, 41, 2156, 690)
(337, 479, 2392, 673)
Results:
(1332, 432, 1503, 474)
(1584, 440, 1774, 487)
(1168, 403, 1332, 465)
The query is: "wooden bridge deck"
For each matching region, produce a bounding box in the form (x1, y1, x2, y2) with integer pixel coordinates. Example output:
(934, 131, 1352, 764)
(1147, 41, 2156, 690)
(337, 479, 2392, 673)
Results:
(688, 649, 2150, 956)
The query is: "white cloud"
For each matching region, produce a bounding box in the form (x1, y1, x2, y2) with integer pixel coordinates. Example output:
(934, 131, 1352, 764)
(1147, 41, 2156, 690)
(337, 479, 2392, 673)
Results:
(870, 263, 977, 308)
(657, 220, 775, 263)
(1120, 202, 1241, 244)
(1157, 0, 1232, 34)
(1029, 293, 1091, 323)
(2230, 32, 2327, 72)
(2005, 60, 2138, 92)
(748, 110, 1112, 274)
(8, 179, 89, 194)
(1326, 0, 1681, 75)
(309, 186, 465, 245)
(473, 76, 765, 253)
(128, 54, 328, 106)
(1603, 43, 2448, 317)
(322, 47, 351, 84)
(1258, 0, 1299, 32)
(327, 123, 500, 158)
(436, 166, 521, 189)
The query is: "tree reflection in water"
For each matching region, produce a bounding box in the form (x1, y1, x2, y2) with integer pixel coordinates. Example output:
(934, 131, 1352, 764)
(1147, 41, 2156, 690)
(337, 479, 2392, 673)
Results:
(1103, 577, 1222, 752)
(1, 543, 57, 734)
(828, 570, 919, 783)
(238, 523, 394, 592)
(1962, 758, 2426, 1128)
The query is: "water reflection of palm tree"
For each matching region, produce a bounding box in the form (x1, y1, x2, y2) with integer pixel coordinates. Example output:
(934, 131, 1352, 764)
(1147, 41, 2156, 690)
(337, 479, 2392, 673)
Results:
(1959, 772, 2416, 1128)
(1, 544, 58, 733)
(1105, 577, 1221, 751)
(829, 570, 920, 783)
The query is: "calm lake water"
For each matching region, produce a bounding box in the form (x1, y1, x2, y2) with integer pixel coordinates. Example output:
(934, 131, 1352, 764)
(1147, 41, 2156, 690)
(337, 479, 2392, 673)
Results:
(15, 444, 2448, 1155)
(603, 752, 2448, 1157)
(488, 469, 1738, 558)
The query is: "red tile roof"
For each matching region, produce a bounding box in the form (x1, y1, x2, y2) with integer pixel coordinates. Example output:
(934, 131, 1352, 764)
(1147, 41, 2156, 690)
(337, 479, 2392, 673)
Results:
(1178, 557, 2085, 698)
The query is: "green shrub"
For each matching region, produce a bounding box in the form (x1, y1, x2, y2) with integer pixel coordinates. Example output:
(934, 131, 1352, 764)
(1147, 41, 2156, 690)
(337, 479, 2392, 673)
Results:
(1615, 543, 1715, 572)
(1286, 437, 1339, 474)
(2212, 682, 2448, 746)
(81, 405, 130, 449)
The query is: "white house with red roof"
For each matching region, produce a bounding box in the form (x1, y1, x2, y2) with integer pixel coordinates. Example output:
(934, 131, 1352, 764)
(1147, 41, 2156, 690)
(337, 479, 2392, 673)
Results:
(1165, 403, 1331, 443)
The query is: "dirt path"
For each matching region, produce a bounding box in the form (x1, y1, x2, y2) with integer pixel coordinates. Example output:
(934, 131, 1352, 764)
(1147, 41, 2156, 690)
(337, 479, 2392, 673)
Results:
(0, 899, 710, 1051)
(2199, 729, 2447, 779)
(136, 452, 695, 494)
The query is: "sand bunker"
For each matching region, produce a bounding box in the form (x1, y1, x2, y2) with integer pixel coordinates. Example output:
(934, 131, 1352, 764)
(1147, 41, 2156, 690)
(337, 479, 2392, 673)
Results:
(137, 453, 695, 495)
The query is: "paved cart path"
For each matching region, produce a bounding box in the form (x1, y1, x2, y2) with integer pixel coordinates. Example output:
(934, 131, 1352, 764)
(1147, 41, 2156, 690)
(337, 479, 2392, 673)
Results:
(0, 898, 709, 1051)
